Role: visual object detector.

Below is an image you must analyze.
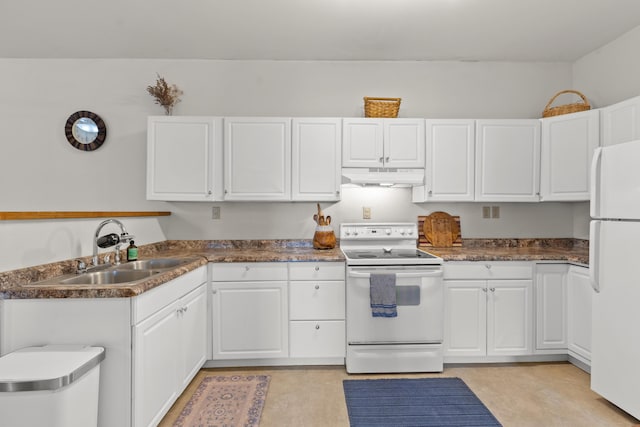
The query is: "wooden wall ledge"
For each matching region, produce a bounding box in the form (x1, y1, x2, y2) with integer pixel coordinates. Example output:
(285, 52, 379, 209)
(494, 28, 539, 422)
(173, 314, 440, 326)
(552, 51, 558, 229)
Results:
(0, 211, 171, 221)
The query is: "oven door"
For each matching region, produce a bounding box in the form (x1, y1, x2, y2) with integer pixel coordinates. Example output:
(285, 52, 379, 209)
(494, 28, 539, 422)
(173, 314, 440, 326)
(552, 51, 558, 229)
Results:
(346, 265, 443, 344)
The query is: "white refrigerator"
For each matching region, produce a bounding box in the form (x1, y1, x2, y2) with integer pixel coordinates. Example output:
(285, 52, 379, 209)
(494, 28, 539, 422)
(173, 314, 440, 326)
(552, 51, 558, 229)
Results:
(590, 139, 640, 420)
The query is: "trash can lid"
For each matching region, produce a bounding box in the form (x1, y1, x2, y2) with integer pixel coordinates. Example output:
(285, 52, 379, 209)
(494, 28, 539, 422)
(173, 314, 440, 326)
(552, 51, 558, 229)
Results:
(0, 345, 105, 392)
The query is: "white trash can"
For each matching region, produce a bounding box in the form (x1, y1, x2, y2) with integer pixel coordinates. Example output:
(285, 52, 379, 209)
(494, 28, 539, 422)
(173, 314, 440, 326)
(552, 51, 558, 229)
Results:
(0, 345, 105, 427)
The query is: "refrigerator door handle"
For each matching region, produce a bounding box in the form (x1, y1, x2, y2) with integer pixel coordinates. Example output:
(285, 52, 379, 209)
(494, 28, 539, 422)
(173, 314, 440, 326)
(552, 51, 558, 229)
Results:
(590, 147, 603, 219)
(589, 220, 601, 293)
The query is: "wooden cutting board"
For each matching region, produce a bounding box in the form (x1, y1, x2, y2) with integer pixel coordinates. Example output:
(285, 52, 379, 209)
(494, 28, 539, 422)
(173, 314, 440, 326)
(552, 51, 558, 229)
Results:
(418, 212, 462, 247)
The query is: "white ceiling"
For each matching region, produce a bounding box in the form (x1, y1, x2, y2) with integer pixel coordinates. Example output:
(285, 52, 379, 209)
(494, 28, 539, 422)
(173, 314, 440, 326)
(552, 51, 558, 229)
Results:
(2, 0, 640, 62)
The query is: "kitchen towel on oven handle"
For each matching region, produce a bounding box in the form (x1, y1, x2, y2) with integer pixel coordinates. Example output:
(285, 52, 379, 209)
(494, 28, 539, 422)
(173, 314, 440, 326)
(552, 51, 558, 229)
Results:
(370, 273, 397, 317)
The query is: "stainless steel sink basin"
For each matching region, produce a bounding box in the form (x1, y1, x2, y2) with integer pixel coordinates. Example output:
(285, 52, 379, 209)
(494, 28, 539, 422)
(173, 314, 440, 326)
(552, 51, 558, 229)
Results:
(115, 258, 190, 271)
(59, 269, 160, 285)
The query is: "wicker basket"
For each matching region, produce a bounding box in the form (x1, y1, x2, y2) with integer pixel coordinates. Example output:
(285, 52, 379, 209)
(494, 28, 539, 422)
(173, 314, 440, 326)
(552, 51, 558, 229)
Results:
(364, 97, 401, 118)
(542, 90, 590, 118)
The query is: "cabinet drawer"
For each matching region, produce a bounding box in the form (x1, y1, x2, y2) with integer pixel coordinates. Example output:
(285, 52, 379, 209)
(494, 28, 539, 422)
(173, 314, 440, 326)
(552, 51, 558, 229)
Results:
(444, 262, 532, 280)
(210, 262, 288, 282)
(290, 281, 345, 320)
(289, 262, 345, 281)
(289, 320, 345, 358)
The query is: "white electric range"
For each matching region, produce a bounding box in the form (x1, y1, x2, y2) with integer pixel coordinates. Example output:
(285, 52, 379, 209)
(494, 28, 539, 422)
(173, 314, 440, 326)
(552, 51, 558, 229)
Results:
(340, 223, 444, 373)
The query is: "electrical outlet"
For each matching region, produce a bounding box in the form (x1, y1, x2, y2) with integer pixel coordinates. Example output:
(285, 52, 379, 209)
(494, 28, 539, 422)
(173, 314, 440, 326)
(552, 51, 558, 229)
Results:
(491, 206, 500, 218)
(211, 206, 221, 220)
(482, 206, 491, 219)
(363, 207, 371, 219)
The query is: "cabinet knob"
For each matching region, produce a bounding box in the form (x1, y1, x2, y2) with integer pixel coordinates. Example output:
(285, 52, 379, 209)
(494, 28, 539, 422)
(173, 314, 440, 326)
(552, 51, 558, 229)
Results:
(245, 266, 250, 271)
(482, 288, 487, 293)
(315, 324, 320, 330)
(428, 190, 432, 195)
(212, 289, 217, 294)
(385, 157, 390, 163)
(485, 264, 492, 270)
(489, 287, 496, 292)
(207, 190, 212, 195)
(315, 266, 320, 271)
(379, 157, 384, 163)
(315, 284, 320, 290)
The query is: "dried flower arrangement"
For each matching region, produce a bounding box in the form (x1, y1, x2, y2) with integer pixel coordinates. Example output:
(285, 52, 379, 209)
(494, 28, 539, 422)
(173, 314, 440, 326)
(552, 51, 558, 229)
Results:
(146, 73, 183, 115)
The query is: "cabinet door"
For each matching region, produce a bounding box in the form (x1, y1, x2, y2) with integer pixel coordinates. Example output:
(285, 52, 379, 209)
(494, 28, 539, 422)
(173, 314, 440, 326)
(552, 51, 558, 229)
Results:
(540, 110, 599, 201)
(475, 119, 540, 202)
(535, 264, 568, 350)
(420, 119, 475, 201)
(292, 118, 342, 201)
(212, 281, 288, 359)
(487, 280, 533, 356)
(342, 118, 384, 167)
(133, 302, 180, 427)
(444, 280, 487, 357)
(600, 95, 640, 147)
(179, 284, 207, 390)
(147, 116, 222, 201)
(383, 119, 425, 168)
(567, 266, 592, 363)
(224, 117, 291, 200)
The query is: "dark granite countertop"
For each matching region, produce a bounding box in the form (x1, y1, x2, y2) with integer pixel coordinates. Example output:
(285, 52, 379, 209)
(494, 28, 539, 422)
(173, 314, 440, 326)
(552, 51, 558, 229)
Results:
(0, 238, 587, 299)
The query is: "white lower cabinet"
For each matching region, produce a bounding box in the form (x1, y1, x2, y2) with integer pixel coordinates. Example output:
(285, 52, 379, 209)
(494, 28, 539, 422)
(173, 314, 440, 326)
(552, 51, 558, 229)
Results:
(0, 265, 207, 427)
(534, 264, 568, 353)
(132, 268, 208, 427)
(289, 262, 345, 361)
(210, 263, 289, 359)
(444, 262, 533, 361)
(567, 265, 592, 365)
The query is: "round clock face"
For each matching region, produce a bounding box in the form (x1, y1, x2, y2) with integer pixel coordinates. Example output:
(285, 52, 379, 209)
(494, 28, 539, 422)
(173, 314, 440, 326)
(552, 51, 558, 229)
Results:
(65, 111, 107, 151)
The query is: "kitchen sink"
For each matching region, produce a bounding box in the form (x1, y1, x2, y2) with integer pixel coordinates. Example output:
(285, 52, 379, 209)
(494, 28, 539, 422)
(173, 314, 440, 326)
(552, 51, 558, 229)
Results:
(114, 258, 190, 271)
(26, 256, 202, 287)
(59, 269, 160, 285)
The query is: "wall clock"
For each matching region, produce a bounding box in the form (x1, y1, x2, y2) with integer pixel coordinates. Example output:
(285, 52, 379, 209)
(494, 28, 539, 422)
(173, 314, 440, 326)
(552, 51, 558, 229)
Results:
(64, 110, 107, 151)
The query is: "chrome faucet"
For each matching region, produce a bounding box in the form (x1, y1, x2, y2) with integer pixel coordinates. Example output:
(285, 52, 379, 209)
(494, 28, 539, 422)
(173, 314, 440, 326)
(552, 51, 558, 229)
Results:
(92, 219, 135, 267)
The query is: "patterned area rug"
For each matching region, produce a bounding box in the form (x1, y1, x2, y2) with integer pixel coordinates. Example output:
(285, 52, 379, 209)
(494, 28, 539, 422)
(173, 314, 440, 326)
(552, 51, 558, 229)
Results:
(174, 375, 270, 427)
(343, 377, 502, 426)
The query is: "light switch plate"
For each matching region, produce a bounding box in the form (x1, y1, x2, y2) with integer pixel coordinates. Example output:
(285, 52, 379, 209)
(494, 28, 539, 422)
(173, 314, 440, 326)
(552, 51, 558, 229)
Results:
(212, 206, 221, 220)
(363, 207, 371, 219)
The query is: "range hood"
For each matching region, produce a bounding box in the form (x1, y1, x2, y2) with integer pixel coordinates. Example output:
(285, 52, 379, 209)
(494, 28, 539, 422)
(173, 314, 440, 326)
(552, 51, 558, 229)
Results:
(342, 168, 425, 187)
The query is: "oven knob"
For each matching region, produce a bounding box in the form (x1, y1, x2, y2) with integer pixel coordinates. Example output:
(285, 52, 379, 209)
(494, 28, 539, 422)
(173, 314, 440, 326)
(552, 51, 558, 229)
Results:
(385, 228, 392, 235)
(406, 229, 414, 236)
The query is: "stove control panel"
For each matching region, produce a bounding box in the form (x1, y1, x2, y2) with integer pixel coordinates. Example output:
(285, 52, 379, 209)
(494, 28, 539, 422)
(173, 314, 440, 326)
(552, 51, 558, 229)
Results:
(340, 223, 417, 240)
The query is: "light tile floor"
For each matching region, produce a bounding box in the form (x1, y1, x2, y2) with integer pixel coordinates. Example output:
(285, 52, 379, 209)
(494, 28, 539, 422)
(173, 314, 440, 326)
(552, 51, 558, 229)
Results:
(159, 362, 640, 426)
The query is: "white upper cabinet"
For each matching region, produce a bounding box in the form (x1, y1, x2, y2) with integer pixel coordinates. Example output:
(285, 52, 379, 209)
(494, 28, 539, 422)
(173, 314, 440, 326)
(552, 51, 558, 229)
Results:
(475, 119, 541, 202)
(414, 119, 475, 202)
(342, 118, 425, 168)
(600, 95, 640, 147)
(291, 118, 342, 201)
(224, 117, 292, 201)
(540, 110, 599, 201)
(147, 116, 223, 201)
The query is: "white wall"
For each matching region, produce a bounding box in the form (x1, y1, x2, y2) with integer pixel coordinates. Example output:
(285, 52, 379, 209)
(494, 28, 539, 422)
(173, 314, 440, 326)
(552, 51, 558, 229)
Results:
(0, 217, 167, 272)
(573, 25, 640, 107)
(0, 58, 584, 271)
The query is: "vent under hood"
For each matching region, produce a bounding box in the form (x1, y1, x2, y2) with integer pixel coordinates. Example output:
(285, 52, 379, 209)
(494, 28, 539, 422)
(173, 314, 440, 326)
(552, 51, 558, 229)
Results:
(342, 168, 425, 187)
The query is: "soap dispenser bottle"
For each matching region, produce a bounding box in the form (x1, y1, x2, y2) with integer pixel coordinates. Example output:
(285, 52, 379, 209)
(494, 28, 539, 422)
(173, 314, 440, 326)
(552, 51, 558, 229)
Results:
(127, 241, 138, 262)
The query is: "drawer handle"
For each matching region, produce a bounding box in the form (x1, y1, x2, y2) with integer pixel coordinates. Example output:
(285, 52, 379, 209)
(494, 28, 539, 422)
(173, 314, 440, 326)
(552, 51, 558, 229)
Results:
(315, 284, 320, 290)
(315, 324, 320, 330)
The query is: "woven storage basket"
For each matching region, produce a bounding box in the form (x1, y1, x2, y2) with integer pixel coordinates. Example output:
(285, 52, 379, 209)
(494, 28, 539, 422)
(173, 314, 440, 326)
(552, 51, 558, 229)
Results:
(364, 97, 401, 118)
(542, 90, 590, 118)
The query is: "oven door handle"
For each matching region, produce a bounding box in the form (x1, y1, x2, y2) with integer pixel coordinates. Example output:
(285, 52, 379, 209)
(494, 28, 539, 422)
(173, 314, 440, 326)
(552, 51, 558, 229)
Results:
(348, 270, 442, 279)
